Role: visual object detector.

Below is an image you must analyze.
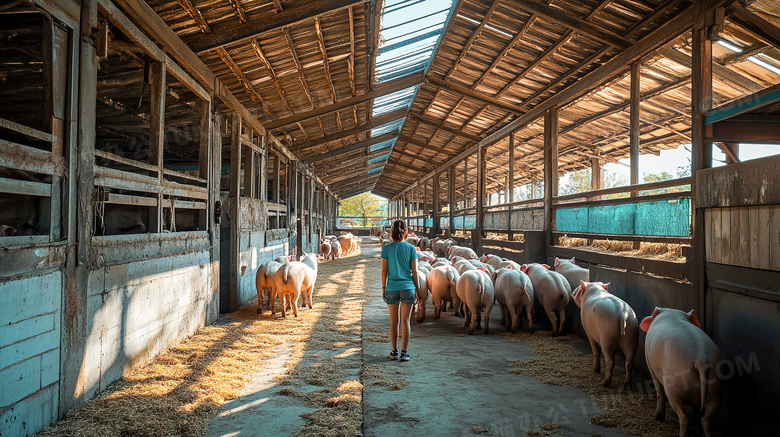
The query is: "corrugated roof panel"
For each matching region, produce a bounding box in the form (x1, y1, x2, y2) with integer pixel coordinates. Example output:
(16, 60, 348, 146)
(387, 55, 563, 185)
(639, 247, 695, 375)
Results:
(369, 153, 391, 165)
(369, 139, 396, 152)
(367, 165, 385, 174)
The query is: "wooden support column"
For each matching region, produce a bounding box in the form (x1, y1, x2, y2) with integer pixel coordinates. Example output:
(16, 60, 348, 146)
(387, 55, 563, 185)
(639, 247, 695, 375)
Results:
(691, 7, 713, 328)
(508, 133, 515, 203)
(243, 135, 256, 199)
(630, 62, 640, 188)
(544, 109, 558, 248)
(62, 0, 97, 412)
(463, 158, 469, 208)
(308, 176, 314, 249)
(423, 180, 428, 233)
(259, 134, 267, 203)
(273, 153, 281, 203)
(432, 173, 440, 236)
(149, 60, 166, 233)
(472, 145, 486, 251)
(448, 164, 456, 236)
(228, 113, 242, 313)
(208, 102, 221, 321)
(296, 168, 303, 258)
(724, 142, 739, 164)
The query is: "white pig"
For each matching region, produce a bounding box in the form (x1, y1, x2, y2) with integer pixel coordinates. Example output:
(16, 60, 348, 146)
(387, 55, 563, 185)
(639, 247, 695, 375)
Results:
(299, 252, 319, 309)
(554, 256, 589, 292)
(255, 260, 282, 314)
(427, 265, 460, 320)
(413, 270, 429, 323)
(640, 307, 722, 437)
(448, 245, 478, 260)
(273, 261, 314, 318)
(572, 280, 638, 389)
(521, 263, 571, 336)
(479, 254, 503, 270)
(456, 269, 495, 335)
(493, 268, 535, 333)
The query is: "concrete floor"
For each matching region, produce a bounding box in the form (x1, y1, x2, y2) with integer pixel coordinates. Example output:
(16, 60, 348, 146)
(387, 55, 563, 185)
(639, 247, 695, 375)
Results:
(204, 239, 631, 437)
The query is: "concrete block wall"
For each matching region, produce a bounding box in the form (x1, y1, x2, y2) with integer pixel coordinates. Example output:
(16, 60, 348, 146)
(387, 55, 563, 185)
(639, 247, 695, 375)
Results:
(83, 250, 216, 399)
(0, 271, 62, 437)
(236, 229, 291, 307)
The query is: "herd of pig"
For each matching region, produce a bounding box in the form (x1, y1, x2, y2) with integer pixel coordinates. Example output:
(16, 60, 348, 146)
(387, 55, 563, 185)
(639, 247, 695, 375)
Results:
(255, 232, 360, 317)
(254, 233, 722, 436)
(397, 236, 722, 437)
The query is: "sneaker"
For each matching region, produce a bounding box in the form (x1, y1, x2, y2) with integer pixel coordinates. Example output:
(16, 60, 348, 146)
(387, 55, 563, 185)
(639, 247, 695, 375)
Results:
(388, 349, 398, 360)
(400, 350, 410, 361)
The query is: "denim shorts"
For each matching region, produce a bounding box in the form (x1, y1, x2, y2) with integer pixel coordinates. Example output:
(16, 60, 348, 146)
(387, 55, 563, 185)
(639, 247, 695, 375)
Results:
(384, 288, 416, 305)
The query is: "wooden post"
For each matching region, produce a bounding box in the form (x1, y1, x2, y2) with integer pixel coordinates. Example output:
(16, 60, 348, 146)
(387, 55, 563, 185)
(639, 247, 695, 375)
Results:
(449, 164, 456, 236)
(630, 62, 640, 188)
(691, 7, 713, 328)
(432, 173, 440, 236)
(308, 175, 314, 249)
(259, 134, 267, 203)
(228, 113, 242, 313)
(296, 169, 303, 258)
(44, 19, 68, 240)
(544, 109, 558, 248)
(149, 60, 166, 233)
(463, 157, 469, 208)
(472, 145, 486, 252)
(62, 0, 97, 412)
(243, 136, 255, 199)
(508, 133, 515, 204)
(273, 152, 281, 203)
(423, 179, 428, 233)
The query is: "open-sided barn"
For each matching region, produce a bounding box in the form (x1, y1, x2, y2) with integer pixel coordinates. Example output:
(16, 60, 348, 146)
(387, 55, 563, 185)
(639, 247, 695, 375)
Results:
(1, 0, 778, 435)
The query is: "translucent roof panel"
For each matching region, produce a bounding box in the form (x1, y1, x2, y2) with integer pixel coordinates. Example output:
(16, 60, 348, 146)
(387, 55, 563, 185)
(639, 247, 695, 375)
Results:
(368, 166, 385, 175)
(368, 0, 456, 176)
(369, 153, 391, 165)
(369, 139, 395, 152)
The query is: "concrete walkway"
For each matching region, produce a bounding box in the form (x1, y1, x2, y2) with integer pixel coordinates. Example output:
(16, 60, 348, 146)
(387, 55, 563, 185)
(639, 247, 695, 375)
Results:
(204, 238, 630, 437)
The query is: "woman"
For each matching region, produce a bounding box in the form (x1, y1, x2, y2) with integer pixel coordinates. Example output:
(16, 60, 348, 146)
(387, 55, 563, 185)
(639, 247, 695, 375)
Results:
(380, 220, 419, 361)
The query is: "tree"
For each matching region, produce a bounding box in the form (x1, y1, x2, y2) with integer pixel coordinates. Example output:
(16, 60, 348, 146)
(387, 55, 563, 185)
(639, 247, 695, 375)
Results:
(558, 169, 592, 196)
(339, 193, 385, 227)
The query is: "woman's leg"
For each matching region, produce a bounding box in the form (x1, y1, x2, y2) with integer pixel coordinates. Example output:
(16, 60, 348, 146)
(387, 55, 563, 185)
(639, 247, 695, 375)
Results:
(387, 303, 399, 351)
(400, 302, 413, 352)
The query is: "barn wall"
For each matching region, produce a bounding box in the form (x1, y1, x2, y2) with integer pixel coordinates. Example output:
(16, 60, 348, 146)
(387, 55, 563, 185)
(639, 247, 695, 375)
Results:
(0, 270, 62, 437)
(83, 234, 217, 399)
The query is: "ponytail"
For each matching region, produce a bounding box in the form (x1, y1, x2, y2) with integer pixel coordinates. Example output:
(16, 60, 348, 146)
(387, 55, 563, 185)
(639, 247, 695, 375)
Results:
(390, 220, 407, 242)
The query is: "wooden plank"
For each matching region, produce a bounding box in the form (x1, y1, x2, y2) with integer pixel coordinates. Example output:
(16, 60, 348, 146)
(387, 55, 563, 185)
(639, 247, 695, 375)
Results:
(704, 83, 780, 124)
(705, 208, 713, 262)
(771, 205, 780, 271)
(162, 168, 208, 184)
(0, 117, 53, 143)
(711, 116, 780, 143)
(720, 207, 731, 266)
(105, 192, 158, 207)
(302, 131, 399, 164)
(749, 206, 760, 268)
(552, 245, 692, 280)
(730, 206, 740, 267)
(711, 208, 723, 264)
(264, 72, 424, 131)
(95, 149, 158, 172)
(185, 0, 369, 53)
(757, 205, 771, 270)
(426, 76, 525, 115)
(728, 4, 780, 52)
(696, 154, 780, 208)
(630, 62, 640, 186)
(0, 139, 64, 176)
(0, 177, 50, 196)
(290, 108, 408, 153)
(739, 206, 750, 267)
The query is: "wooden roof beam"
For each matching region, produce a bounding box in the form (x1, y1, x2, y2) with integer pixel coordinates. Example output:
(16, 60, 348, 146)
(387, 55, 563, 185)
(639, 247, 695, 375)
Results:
(443, 1, 501, 81)
(264, 71, 424, 130)
(396, 135, 456, 156)
(426, 76, 525, 115)
(186, 0, 369, 53)
(291, 108, 408, 153)
(227, 0, 248, 23)
(516, 0, 630, 50)
(409, 114, 483, 142)
(727, 4, 780, 51)
(302, 130, 399, 164)
(177, 0, 210, 33)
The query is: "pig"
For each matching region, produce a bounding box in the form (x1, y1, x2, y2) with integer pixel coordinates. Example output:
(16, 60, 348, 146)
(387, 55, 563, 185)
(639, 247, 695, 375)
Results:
(493, 268, 535, 333)
(338, 234, 353, 254)
(554, 257, 589, 292)
(255, 260, 282, 313)
(413, 270, 429, 323)
(572, 280, 639, 389)
(417, 260, 432, 275)
(453, 259, 476, 276)
(431, 237, 455, 257)
(319, 239, 332, 260)
(467, 259, 494, 274)
(498, 259, 523, 270)
(418, 236, 431, 251)
(640, 307, 722, 437)
(427, 265, 460, 319)
(431, 258, 450, 268)
(349, 235, 359, 253)
(480, 254, 503, 270)
(272, 261, 315, 318)
(332, 243, 343, 259)
(369, 225, 382, 237)
(521, 263, 571, 336)
(298, 252, 319, 309)
(448, 245, 478, 260)
(406, 235, 420, 246)
(456, 269, 495, 334)
(275, 255, 292, 264)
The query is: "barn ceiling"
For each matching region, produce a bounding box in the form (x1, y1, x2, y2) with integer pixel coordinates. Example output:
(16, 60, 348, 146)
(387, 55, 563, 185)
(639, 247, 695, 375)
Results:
(139, 0, 780, 200)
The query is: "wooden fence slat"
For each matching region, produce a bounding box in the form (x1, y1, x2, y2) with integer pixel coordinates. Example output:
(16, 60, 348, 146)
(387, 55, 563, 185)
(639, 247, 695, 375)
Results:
(0, 117, 54, 142)
(757, 205, 771, 270)
(0, 177, 50, 196)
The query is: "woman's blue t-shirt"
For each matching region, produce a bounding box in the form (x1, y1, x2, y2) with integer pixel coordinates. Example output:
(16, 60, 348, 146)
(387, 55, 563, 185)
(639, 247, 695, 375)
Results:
(381, 241, 418, 292)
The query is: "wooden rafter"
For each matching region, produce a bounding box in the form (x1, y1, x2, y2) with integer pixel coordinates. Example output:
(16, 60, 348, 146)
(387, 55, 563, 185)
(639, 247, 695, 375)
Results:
(348, 6, 356, 97)
(186, 0, 369, 53)
(177, 0, 210, 33)
(444, 1, 501, 81)
(272, 0, 283, 13)
(409, 114, 482, 142)
(250, 39, 295, 113)
(302, 131, 399, 164)
(215, 47, 277, 121)
(226, 0, 248, 23)
(314, 17, 342, 132)
(291, 107, 407, 153)
(281, 27, 315, 111)
(728, 4, 780, 51)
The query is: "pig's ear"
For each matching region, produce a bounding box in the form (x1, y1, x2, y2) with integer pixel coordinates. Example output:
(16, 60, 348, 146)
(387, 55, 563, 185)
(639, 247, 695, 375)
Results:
(542, 264, 550, 270)
(685, 309, 701, 328)
(571, 285, 581, 299)
(554, 257, 561, 267)
(579, 279, 587, 291)
(520, 264, 528, 273)
(601, 282, 610, 291)
(477, 267, 487, 272)
(640, 316, 654, 332)
(570, 257, 576, 263)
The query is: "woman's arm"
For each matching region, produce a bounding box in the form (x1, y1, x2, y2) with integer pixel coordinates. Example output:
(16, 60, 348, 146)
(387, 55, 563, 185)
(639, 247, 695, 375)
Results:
(381, 258, 388, 296)
(410, 258, 419, 290)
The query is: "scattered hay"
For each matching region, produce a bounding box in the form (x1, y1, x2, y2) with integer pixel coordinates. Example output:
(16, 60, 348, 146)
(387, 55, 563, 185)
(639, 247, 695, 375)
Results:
(504, 330, 681, 436)
(37, 238, 373, 437)
(361, 365, 406, 390)
(470, 425, 489, 434)
(540, 421, 568, 431)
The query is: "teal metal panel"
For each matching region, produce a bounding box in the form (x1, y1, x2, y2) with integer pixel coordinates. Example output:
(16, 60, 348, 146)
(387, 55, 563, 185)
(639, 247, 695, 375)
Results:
(465, 214, 476, 230)
(555, 197, 691, 237)
(439, 215, 449, 228)
(425, 218, 433, 227)
(453, 215, 464, 229)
